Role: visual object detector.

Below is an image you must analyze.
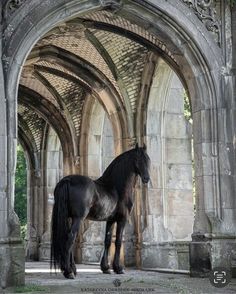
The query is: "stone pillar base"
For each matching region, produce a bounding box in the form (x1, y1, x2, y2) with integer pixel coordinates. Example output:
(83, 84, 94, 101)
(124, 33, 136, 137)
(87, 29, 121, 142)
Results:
(211, 237, 236, 278)
(0, 238, 25, 288)
(39, 241, 50, 261)
(25, 238, 38, 261)
(189, 236, 236, 278)
(189, 240, 211, 277)
(141, 241, 190, 270)
(39, 232, 50, 261)
(81, 243, 104, 263)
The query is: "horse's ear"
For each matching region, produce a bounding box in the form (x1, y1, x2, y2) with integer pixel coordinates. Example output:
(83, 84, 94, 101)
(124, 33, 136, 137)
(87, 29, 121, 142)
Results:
(143, 143, 147, 151)
(135, 143, 139, 149)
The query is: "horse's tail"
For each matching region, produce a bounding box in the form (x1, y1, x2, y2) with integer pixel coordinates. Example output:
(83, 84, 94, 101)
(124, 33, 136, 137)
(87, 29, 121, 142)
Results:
(50, 178, 70, 272)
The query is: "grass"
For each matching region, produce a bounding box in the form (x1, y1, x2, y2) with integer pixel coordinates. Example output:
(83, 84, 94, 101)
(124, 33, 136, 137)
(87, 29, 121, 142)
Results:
(13, 285, 49, 293)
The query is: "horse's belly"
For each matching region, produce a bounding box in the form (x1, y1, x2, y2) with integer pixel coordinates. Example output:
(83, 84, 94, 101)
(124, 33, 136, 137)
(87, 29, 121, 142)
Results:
(87, 194, 117, 221)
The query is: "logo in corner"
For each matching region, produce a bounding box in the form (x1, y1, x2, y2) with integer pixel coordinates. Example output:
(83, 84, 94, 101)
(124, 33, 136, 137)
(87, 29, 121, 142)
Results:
(113, 279, 121, 287)
(209, 267, 231, 288)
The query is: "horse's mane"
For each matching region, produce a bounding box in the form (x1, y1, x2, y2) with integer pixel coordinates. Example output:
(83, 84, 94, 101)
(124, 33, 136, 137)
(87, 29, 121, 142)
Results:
(95, 149, 136, 195)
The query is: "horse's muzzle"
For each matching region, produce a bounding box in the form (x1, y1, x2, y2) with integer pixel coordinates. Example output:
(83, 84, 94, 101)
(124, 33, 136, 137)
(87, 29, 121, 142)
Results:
(142, 176, 150, 184)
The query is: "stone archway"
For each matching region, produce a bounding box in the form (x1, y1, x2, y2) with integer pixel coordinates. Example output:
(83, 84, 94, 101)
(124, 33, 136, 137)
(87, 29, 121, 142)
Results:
(141, 57, 194, 269)
(80, 99, 115, 264)
(0, 0, 235, 287)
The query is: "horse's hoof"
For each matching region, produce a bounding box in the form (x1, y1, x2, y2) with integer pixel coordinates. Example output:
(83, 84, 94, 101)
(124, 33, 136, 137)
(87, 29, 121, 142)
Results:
(67, 272, 75, 279)
(113, 266, 125, 274)
(115, 269, 125, 274)
(102, 269, 111, 274)
(63, 271, 75, 279)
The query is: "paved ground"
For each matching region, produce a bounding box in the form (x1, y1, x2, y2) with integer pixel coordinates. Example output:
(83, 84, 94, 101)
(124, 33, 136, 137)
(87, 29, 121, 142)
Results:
(3, 262, 236, 294)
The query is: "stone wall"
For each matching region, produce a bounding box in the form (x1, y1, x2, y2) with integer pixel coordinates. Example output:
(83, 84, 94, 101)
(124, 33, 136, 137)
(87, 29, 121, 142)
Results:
(142, 58, 194, 270)
(0, 0, 235, 288)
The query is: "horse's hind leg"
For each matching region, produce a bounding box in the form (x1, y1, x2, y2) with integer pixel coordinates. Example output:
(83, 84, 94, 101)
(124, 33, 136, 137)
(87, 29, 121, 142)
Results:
(113, 219, 126, 274)
(100, 219, 114, 274)
(64, 217, 81, 279)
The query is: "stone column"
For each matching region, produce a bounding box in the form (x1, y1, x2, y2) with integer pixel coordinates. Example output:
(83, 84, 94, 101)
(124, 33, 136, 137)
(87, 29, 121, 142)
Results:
(39, 129, 63, 261)
(190, 6, 236, 277)
(0, 8, 24, 287)
(25, 168, 39, 261)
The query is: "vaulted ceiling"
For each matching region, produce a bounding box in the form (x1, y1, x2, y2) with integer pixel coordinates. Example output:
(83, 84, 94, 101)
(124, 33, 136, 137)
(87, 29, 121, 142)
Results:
(18, 9, 177, 161)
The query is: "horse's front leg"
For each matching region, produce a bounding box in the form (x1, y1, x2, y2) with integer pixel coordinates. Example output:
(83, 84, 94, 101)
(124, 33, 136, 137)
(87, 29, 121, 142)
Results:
(100, 219, 114, 274)
(70, 246, 77, 277)
(113, 218, 126, 274)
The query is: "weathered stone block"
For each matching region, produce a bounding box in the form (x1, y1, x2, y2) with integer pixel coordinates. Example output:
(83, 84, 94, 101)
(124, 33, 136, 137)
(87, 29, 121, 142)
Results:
(147, 189, 162, 216)
(47, 151, 61, 169)
(0, 210, 8, 238)
(167, 89, 184, 114)
(189, 241, 211, 277)
(88, 155, 101, 177)
(166, 164, 192, 190)
(0, 239, 25, 288)
(211, 239, 236, 277)
(149, 163, 162, 188)
(88, 135, 101, 155)
(165, 114, 191, 139)
(141, 241, 190, 270)
(167, 190, 194, 217)
(168, 215, 193, 240)
(166, 138, 192, 164)
(146, 111, 161, 135)
(146, 136, 162, 162)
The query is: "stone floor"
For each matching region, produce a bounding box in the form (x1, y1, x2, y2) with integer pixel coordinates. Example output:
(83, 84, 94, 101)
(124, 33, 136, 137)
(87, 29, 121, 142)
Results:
(3, 262, 236, 294)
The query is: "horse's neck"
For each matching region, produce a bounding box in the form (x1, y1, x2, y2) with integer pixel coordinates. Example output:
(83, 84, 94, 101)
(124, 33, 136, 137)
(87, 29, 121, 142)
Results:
(122, 173, 137, 198)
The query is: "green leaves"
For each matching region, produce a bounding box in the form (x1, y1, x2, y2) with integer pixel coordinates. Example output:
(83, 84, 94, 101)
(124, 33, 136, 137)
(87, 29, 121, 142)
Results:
(183, 90, 192, 124)
(15, 145, 27, 230)
(228, 0, 236, 7)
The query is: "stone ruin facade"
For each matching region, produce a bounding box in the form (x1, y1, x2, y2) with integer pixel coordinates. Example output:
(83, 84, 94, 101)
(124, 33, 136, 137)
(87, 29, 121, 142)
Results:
(0, 0, 235, 288)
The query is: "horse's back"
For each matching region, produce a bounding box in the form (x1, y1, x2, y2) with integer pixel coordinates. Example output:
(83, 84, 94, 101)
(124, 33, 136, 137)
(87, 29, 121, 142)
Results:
(60, 174, 93, 186)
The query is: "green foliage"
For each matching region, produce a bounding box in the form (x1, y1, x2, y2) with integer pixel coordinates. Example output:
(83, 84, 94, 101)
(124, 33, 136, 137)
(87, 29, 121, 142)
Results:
(183, 90, 192, 124)
(14, 285, 48, 293)
(20, 224, 27, 241)
(228, 0, 236, 7)
(183, 91, 196, 212)
(15, 145, 27, 239)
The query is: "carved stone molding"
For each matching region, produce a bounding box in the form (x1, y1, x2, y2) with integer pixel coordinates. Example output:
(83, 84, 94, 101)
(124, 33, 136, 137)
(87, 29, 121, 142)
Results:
(182, 0, 221, 46)
(4, 0, 27, 18)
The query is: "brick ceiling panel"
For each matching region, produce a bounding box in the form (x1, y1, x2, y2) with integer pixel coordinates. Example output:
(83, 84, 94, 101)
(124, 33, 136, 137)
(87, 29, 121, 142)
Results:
(20, 75, 59, 108)
(36, 60, 91, 88)
(18, 104, 47, 152)
(80, 11, 177, 63)
(38, 33, 121, 96)
(91, 30, 149, 113)
(38, 71, 86, 137)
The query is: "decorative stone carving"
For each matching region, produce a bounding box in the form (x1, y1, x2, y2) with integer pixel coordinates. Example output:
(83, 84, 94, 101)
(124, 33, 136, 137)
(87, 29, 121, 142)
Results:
(74, 155, 80, 166)
(4, 0, 27, 18)
(100, 0, 123, 10)
(182, 0, 221, 46)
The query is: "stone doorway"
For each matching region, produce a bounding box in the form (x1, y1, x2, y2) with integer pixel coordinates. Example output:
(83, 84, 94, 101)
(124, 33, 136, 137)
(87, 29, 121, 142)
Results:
(0, 0, 235, 288)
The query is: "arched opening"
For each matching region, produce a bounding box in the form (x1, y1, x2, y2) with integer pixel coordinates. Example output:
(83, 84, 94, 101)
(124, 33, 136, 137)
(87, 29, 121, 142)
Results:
(1, 0, 233, 287)
(142, 57, 194, 269)
(14, 145, 27, 248)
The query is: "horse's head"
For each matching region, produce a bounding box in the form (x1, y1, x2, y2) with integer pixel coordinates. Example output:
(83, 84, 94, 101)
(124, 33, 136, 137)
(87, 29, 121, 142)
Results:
(134, 143, 150, 184)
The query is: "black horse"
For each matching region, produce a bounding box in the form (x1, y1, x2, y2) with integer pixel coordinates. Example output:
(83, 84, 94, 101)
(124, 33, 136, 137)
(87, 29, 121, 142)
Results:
(51, 143, 150, 279)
